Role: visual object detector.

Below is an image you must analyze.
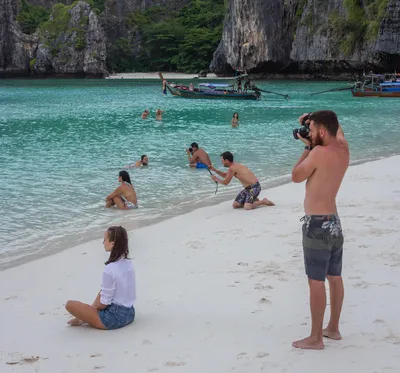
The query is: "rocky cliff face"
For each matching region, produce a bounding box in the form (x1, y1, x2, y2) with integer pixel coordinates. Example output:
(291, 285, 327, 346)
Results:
(0, 0, 38, 77)
(211, 0, 400, 77)
(0, 0, 107, 77)
(34, 1, 107, 76)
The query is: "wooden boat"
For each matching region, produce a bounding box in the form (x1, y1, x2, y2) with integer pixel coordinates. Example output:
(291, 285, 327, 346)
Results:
(158, 72, 260, 100)
(311, 73, 400, 98)
(351, 73, 400, 97)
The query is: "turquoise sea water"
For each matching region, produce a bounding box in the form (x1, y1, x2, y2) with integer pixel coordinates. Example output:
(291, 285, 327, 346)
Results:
(1, 79, 399, 268)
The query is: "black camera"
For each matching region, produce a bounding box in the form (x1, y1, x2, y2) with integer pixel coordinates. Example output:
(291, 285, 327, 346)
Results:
(187, 147, 193, 153)
(293, 113, 312, 140)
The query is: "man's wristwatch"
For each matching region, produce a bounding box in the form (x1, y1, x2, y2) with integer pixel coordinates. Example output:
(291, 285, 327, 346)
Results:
(304, 145, 313, 151)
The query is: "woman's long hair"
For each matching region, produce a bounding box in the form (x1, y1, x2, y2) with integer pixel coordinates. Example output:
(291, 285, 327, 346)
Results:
(119, 170, 132, 185)
(105, 226, 129, 265)
(233, 112, 239, 119)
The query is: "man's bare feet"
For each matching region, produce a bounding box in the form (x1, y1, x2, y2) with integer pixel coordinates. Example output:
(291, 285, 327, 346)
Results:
(68, 317, 85, 326)
(292, 336, 324, 350)
(323, 328, 342, 340)
(262, 198, 275, 206)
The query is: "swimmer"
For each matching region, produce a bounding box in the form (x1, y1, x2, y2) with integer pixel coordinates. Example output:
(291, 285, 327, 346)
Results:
(186, 142, 212, 169)
(231, 112, 239, 127)
(155, 109, 164, 121)
(105, 170, 138, 210)
(125, 155, 148, 169)
(141, 109, 149, 119)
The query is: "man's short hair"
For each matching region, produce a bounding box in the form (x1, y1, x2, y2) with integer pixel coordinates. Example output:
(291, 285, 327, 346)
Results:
(308, 110, 339, 136)
(191, 142, 199, 149)
(220, 151, 234, 162)
(141, 154, 147, 161)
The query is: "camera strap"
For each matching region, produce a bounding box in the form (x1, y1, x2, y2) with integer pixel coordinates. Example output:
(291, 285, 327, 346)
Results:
(207, 168, 219, 195)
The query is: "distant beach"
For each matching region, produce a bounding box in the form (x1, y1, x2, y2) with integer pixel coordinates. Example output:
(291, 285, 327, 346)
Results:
(105, 72, 231, 80)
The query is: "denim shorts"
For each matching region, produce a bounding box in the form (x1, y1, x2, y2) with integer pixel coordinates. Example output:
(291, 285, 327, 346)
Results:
(302, 215, 344, 281)
(98, 303, 135, 330)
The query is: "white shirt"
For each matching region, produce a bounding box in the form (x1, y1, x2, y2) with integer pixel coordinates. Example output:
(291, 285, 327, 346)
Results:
(100, 259, 136, 308)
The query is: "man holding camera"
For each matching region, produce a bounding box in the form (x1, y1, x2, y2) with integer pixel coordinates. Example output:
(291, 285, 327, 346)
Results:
(210, 151, 274, 210)
(186, 142, 212, 169)
(291, 110, 349, 350)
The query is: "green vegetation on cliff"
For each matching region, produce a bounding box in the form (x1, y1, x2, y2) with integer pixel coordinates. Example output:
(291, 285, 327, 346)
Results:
(16, 0, 50, 34)
(328, 0, 389, 56)
(38, 2, 89, 56)
(107, 0, 226, 73)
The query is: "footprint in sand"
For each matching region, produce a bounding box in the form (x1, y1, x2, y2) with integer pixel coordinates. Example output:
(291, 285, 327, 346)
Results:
(5, 295, 17, 301)
(236, 352, 247, 360)
(164, 361, 186, 367)
(93, 366, 105, 370)
(254, 284, 274, 290)
(374, 319, 386, 324)
(256, 352, 269, 358)
(90, 353, 102, 358)
(258, 297, 272, 305)
(142, 340, 153, 345)
(6, 356, 41, 366)
(238, 262, 249, 266)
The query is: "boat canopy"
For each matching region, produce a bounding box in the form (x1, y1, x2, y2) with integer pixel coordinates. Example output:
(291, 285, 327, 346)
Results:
(199, 83, 234, 89)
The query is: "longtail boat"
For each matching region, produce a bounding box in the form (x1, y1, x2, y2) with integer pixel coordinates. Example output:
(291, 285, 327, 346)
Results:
(352, 73, 400, 97)
(159, 72, 259, 100)
(311, 73, 400, 98)
(158, 72, 290, 100)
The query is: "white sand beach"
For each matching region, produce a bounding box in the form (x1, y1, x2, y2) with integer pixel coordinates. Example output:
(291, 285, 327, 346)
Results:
(105, 72, 230, 80)
(1, 156, 400, 372)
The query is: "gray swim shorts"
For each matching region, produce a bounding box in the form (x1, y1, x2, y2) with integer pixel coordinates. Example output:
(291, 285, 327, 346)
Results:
(301, 214, 344, 281)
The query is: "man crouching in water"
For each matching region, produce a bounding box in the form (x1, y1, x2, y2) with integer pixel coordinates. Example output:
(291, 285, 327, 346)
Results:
(210, 151, 274, 210)
(291, 110, 349, 350)
(186, 142, 212, 169)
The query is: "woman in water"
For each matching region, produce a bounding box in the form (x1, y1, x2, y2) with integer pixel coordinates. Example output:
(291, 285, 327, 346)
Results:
(105, 171, 138, 209)
(231, 112, 239, 127)
(155, 109, 164, 121)
(65, 226, 136, 330)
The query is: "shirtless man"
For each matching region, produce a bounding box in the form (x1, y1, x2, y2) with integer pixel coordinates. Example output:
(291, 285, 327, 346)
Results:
(105, 170, 138, 210)
(186, 142, 212, 169)
(210, 151, 274, 210)
(291, 110, 349, 350)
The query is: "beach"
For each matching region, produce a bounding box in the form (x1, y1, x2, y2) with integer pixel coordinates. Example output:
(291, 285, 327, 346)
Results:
(105, 72, 229, 80)
(1, 155, 399, 372)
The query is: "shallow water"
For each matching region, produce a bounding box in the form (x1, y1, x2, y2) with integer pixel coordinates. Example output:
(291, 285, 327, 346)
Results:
(1, 79, 399, 268)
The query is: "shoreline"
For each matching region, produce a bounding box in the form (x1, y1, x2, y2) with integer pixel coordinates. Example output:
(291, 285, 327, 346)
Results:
(1, 155, 399, 372)
(1, 151, 398, 272)
(1, 72, 360, 81)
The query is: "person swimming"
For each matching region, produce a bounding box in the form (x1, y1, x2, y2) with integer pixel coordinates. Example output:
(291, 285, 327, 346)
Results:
(155, 109, 164, 121)
(231, 112, 239, 127)
(105, 171, 138, 209)
(141, 109, 149, 119)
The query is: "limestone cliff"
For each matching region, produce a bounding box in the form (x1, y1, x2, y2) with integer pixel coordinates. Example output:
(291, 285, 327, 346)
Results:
(211, 0, 400, 77)
(33, 1, 107, 76)
(0, 0, 38, 77)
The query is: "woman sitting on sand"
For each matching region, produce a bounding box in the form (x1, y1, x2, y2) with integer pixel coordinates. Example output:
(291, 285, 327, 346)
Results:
(231, 112, 239, 127)
(105, 171, 138, 209)
(65, 226, 136, 330)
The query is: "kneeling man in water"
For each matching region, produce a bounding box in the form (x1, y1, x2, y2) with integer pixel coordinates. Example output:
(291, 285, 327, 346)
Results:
(210, 151, 274, 210)
(105, 171, 138, 210)
(186, 142, 212, 169)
